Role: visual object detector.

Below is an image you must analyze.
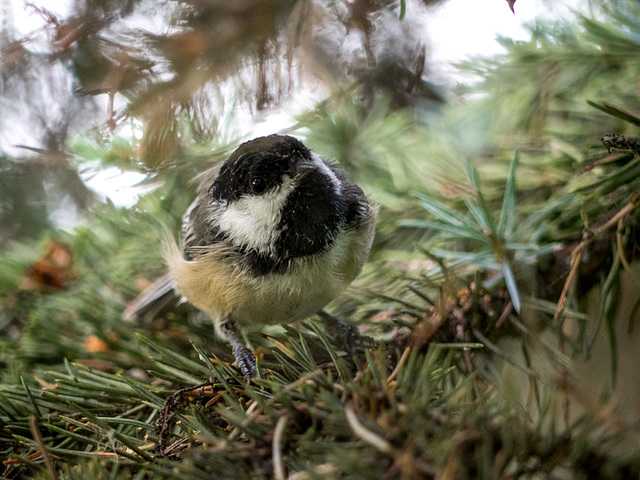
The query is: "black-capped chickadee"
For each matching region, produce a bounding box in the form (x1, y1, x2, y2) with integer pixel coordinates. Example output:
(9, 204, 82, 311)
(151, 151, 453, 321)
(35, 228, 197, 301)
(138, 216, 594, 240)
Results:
(126, 134, 377, 378)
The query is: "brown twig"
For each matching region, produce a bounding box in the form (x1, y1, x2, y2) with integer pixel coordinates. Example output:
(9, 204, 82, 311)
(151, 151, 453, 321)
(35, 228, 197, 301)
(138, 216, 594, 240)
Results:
(554, 195, 640, 320)
(28, 416, 58, 480)
(155, 378, 215, 457)
(386, 346, 410, 383)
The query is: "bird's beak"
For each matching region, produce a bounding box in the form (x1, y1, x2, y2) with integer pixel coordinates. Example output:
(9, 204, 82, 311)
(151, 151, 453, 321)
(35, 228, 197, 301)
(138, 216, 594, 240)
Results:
(296, 160, 318, 179)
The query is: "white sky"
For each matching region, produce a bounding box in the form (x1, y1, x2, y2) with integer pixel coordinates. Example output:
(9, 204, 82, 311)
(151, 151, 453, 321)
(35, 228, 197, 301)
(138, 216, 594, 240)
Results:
(425, 0, 587, 83)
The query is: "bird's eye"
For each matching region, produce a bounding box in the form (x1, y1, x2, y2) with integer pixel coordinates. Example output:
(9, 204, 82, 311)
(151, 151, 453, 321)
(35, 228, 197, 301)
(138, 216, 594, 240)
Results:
(250, 176, 267, 194)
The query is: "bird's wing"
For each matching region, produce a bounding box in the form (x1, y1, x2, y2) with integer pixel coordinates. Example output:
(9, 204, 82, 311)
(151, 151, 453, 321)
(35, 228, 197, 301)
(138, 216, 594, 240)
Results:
(326, 162, 372, 229)
(123, 163, 224, 320)
(181, 163, 227, 260)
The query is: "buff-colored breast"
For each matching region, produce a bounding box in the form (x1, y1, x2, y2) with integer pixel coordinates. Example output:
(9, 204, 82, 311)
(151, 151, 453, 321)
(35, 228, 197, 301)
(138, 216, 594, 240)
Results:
(165, 205, 377, 334)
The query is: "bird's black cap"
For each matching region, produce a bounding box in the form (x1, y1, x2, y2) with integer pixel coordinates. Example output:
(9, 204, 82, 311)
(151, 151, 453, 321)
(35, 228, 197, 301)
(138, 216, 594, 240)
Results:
(211, 135, 312, 203)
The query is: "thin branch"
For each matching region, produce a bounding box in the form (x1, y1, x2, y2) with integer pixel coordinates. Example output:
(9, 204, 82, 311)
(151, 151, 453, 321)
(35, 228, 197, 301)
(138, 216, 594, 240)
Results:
(273, 414, 289, 480)
(344, 405, 392, 454)
(29, 416, 58, 480)
(555, 194, 640, 319)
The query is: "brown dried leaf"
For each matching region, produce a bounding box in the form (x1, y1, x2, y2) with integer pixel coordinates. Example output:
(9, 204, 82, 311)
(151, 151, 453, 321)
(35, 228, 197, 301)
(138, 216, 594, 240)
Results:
(83, 335, 110, 353)
(21, 240, 74, 291)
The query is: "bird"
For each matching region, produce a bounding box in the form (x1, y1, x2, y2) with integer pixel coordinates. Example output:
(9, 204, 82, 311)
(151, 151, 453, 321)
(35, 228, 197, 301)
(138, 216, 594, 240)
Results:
(125, 134, 377, 378)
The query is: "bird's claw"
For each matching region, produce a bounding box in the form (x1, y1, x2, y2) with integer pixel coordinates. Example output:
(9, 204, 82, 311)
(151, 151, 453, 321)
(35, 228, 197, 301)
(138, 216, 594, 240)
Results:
(234, 343, 257, 380)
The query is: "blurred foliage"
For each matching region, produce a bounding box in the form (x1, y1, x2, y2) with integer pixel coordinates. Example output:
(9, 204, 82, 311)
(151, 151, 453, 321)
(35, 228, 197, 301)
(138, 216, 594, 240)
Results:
(0, 157, 52, 243)
(2, 0, 640, 478)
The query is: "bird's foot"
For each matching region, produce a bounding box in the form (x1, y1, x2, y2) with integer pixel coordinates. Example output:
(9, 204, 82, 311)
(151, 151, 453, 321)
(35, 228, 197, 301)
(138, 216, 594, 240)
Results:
(220, 320, 257, 380)
(233, 342, 257, 380)
(317, 310, 374, 352)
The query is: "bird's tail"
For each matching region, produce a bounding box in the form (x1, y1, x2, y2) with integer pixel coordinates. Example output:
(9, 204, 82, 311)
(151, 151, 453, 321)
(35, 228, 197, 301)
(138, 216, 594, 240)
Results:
(122, 273, 178, 321)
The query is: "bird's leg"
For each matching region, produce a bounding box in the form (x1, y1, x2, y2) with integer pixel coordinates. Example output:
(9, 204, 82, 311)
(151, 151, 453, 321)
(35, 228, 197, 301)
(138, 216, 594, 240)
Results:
(317, 309, 374, 351)
(219, 320, 257, 380)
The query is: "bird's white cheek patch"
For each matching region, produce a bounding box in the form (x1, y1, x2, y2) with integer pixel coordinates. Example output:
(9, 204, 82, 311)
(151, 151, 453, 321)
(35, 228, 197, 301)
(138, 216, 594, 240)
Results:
(217, 181, 294, 254)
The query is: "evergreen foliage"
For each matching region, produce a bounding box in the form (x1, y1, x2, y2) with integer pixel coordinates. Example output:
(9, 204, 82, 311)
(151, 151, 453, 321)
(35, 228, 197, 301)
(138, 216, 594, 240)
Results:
(2, 1, 640, 478)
